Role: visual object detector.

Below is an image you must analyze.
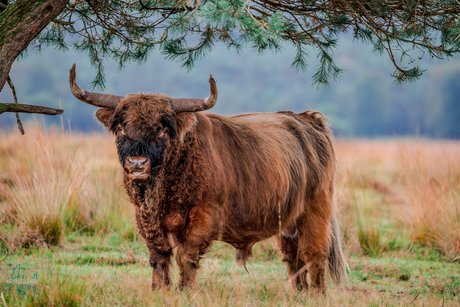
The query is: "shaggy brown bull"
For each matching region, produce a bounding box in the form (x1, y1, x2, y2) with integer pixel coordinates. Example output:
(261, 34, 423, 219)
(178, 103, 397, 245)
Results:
(69, 63, 348, 293)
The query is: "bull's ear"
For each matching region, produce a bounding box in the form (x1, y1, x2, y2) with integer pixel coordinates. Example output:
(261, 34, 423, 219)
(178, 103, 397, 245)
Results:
(175, 113, 197, 142)
(95, 108, 115, 128)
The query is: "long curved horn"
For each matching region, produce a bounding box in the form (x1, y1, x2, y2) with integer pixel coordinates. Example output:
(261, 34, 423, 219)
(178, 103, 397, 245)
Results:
(69, 63, 124, 108)
(171, 75, 218, 113)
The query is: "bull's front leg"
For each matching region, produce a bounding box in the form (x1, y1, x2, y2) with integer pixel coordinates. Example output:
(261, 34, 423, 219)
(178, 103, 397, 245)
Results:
(175, 240, 211, 289)
(148, 246, 172, 290)
(175, 206, 216, 289)
(136, 206, 173, 290)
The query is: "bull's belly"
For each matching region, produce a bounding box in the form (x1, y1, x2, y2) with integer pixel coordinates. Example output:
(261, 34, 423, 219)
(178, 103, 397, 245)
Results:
(217, 200, 301, 244)
(218, 218, 283, 244)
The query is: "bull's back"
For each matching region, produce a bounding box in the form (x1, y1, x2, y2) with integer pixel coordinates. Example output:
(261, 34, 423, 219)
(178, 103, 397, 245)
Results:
(196, 111, 334, 242)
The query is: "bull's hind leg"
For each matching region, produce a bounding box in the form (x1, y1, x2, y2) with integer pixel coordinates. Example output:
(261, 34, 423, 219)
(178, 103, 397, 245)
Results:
(276, 235, 308, 291)
(297, 197, 332, 295)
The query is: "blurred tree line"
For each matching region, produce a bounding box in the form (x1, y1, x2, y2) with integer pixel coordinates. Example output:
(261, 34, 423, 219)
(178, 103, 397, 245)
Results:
(0, 40, 459, 138)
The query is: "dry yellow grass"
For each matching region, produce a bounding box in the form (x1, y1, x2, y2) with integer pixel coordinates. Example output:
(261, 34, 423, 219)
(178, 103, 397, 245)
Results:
(335, 140, 460, 258)
(1, 127, 459, 256)
(0, 124, 135, 244)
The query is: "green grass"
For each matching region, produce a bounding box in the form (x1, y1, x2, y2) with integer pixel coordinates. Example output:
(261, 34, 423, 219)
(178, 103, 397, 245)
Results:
(1, 231, 459, 306)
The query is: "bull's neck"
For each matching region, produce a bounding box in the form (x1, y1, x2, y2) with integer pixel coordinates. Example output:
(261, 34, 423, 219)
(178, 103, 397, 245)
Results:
(141, 131, 205, 245)
(151, 131, 205, 207)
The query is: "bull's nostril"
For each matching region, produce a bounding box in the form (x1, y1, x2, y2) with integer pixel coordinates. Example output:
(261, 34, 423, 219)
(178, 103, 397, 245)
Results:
(127, 157, 149, 167)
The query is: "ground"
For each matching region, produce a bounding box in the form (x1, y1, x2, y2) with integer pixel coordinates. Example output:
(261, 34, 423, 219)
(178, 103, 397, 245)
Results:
(0, 126, 459, 306)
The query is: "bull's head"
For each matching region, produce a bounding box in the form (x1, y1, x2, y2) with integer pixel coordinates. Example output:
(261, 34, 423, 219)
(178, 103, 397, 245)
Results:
(69, 63, 217, 182)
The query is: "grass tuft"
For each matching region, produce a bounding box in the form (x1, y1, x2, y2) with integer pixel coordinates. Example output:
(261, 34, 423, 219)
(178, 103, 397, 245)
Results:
(358, 227, 384, 257)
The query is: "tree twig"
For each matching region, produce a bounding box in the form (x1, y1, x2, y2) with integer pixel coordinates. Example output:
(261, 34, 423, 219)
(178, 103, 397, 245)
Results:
(6, 75, 24, 135)
(52, 19, 75, 25)
(245, 0, 277, 33)
(409, 291, 420, 305)
(138, 0, 193, 12)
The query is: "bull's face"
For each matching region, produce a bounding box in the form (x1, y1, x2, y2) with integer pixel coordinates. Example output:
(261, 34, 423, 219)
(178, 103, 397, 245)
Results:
(68, 63, 217, 183)
(96, 95, 177, 182)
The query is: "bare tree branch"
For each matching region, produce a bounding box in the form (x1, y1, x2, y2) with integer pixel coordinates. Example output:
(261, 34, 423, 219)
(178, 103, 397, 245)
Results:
(6, 75, 24, 135)
(0, 103, 64, 116)
(52, 19, 75, 25)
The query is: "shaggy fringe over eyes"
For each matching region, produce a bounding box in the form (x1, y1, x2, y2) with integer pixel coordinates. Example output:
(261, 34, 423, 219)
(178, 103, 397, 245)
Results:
(161, 115, 177, 138)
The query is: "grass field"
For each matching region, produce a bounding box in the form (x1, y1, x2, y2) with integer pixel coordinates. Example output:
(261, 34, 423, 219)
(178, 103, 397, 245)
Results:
(0, 125, 459, 306)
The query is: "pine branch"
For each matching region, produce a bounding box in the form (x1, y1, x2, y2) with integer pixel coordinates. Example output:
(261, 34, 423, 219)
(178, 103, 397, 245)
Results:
(4, 0, 460, 88)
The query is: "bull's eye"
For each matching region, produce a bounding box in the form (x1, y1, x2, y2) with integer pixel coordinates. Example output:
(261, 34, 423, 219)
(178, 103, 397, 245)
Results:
(117, 126, 124, 136)
(163, 127, 169, 135)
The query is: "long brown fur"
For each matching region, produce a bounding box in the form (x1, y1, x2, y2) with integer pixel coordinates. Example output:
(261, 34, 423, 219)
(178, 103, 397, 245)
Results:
(95, 93, 348, 292)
